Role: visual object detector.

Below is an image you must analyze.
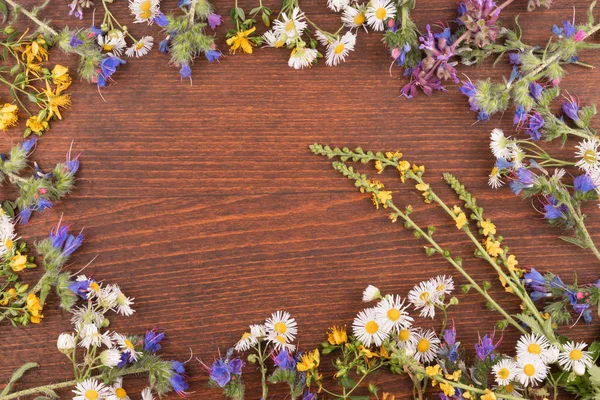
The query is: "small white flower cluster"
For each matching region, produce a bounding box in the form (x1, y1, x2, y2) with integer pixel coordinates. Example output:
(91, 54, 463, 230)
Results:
(492, 333, 593, 392)
(407, 275, 454, 319)
(73, 377, 155, 400)
(97, 29, 154, 59)
(234, 310, 298, 352)
(330, 0, 397, 32)
(353, 280, 451, 364)
(0, 210, 17, 261)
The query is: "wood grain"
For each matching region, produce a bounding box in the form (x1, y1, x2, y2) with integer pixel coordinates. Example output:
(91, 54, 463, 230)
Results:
(1, 0, 599, 398)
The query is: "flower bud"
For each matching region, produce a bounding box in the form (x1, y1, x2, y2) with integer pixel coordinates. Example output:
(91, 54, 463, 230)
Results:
(100, 349, 122, 367)
(57, 332, 76, 354)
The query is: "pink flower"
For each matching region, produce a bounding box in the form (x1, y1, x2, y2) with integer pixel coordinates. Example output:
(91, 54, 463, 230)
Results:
(574, 30, 586, 42)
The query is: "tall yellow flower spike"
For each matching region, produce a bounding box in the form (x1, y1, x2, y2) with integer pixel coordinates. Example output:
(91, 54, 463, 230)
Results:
(505, 254, 518, 271)
(480, 219, 496, 236)
(452, 206, 467, 229)
(226, 26, 257, 54)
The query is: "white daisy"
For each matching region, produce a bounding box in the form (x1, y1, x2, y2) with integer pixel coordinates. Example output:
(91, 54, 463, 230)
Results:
(125, 36, 154, 58)
(73, 378, 110, 400)
(412, 328, 440, 364)
(396, 327, 417, 351)
(266, 332, 296, 352)
(575, 138, 600, 174)
(97, 284, 119, 310)
(79, 324, 114, 349)
(352, 307, 390, 347)
(407, 280, 439, 319)
(342, 5, 367, 30)
(288, 47, 318, 69)
(488, 166, 504, 189)
(262, 30, 285, 48)
(515, 333, 551, 362)
(515, 355, 549, 387)
(273, 7, 307, 43)
(558, 341, 593, 376)
(100, 349, 122, 368)
(235, 329, 259, 352)
(57, 332, 77, 354)
(114, 288, 135, 316)
(510, 145, 526, 169)
(97, 31, 127, 55)
(0, 210, 17, 261)
(129, 0, 160, 24)
(492, 358, 517, 386)
(362, 285, 381, 302)
(72, 305, 105, 331)
(112, 333, 142, 361)
(490, 128, 514, 160)
(314, 30, 333, 46)
(265, 311, 298, 342)
(107, 377, 130, 400)
(250, 323, 266, 338)
(141, 388, 154, 400)
(328, 0, 350, 12)
(430, 275, 454, 298)
(545, 345, 560, 364)
(375, 295, 413, 333)
(325, 31, 356, 66)
(365, 0, 396, 31)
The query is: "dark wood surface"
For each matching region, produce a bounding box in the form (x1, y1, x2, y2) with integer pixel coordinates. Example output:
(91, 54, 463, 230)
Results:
(1, 0, 600, 398)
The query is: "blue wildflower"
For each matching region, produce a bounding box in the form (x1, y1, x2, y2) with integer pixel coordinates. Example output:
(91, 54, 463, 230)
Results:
(395, 43, 411, 66)
(68, 277, 94, 299)
(210, 359, 231, 387)
(563, 21, 577, 37)
(526, 112, 544, 140)
(69, 34, 84, 48)
(574, 174, 596, 193)
(89, 26, 103, 37)
(154, 13, 169, 27)
(508, 52, 521, 65)
(229, 358, 243, 375)
(513, 106, 527, 125)
(302, 392, 317, 400)
(562, 97, 580, 121)
(207, 13, 222, 29)
(171, 361, 189, 395)
(178, 0, 191, 5)
(529, 82, 543, 100)
(543, 195, 567, 220)
(50, 223, 84, 257)
(37, 198, 53, 211)
(159, 39, 170, 53)
(524, 268, 545, 286)
(97, 56, 126, 88)
(179, 63, 192, 79)
(478, 111, 490, 121)
(508, 66, 519, 84)
(21, 137, 37, 152)
(205, 50, 222, 62)
(273, 349, 296, 370)
(516, 168, 537, 185)
(144, 329, 166, 353)
(551, 24, 563, 37)
(495, 158, 512, 169)
(117, 351, 131, 368)
(18, 207, 32, 224)
(475, 332, 500, 360)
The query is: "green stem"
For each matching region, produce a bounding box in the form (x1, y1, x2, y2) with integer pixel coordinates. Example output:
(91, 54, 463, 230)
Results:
(564, 200, 600, 262)
(3, 0, 58, 36)
(255, 342, 269, 400)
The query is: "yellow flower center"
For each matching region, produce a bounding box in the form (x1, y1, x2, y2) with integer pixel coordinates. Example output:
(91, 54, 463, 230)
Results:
(570, 349, 583, 361)
(274, 321, 287, 334)
(419, 292, 429, 301)
(528, 343, 541, 354)
(417, 339, 430, 353)
(136, 42, 145, 50)
(387, 308, 400, 321)
(241, 332, 251, 340)
(436, 284, 445, 291)
(399, 329, 410, 341)
(506, 383, 514, 393)
(523, 364, 536, 377)
(365, 321, 378, 334)
(275, 335, 286, 344)
(491, 166, 499, 176)
(85, 390, 99, 400)
(375, 7, 387, 20)
(116, 388, 128, 399)
(285, 20, 295, 32)
(90, 282, 100, 292)
(584, 149, 597, 163)
(274, 40, 284, 48)
(5, 238, 13, 250)
(140, 0, 151, 10)
(498, 368, 510, 380)
(354, 12, 365, 25)
(334, 43, 345, 55)
(124, 339, 134, 349)
(103, 44, 114, 51)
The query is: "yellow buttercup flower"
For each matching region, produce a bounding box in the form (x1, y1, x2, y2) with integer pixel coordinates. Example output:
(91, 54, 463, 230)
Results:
(452, 206, 467, 229)
(10, 252, 27, 272)
(26, 293, 43, 323)
(485, 237, 504, 257)
(439, 382, 455, 397)
(296, 349, 320, 372)
(445, 370, 461, 381)
(480, 389, 497, 400)
(480, 219, 496, 236)
(19, 36, 49, 64)
(0, 103, 18, 131)
(52, 65, 72, 90)
(43, 82, 71, 120)
(226, 26, 257, 54)
(426, 364, 441, 377)
(505, 254, 518, 271)
(327, 326, 348, 345)
(26, 116, 49, 134)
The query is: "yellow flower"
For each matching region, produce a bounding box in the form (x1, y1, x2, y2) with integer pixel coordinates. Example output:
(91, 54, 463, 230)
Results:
(0, 103, 18, 131)
(296, 349, 320, 372)
(463, 392, 472, 399)
(43, 82, 71, 120)
(382, 393, 395, 400)
(445, 370, 462, 381)
(505, 254, 518, 271)
(379, 345, 389, 359)
(498, 273, 513, 293)
(327, 326, 348, 345)
(412, 164, 425, 173)
(480, 219, 496, 236)
(358, 345, 378, 358)
(26, 293, 43, 323)
(439, 382, 455, 397)
(372, 190, 392, 209)
(374, 160, 384, 173)
(426, 364, 441, 377)
(0, 288, 17, 306)
(485, 238, 504, 257)
(52, 65, 72, 90)
(19, 36, 48, 64)
(397, 160, 410, 182)
(226, 26, 257, 54)
(26, 116, 49, 134)
(480, 389, 496, 400)
(415, 183, 429, 191)
(385, 151, 402, 159)
(453, 206, 467, 229)
(10, 252, 28, 272)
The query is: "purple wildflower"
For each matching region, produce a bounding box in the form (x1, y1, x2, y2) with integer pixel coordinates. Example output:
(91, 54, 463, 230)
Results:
(229, 358, 243, 374)
(210, 359, 231, 387)
(419, 25, 458, 83)
(17, 207, 32, 224)
(21, 137, 37, 153)
(154, 13, 169, 27)
(475, 331, 501, 360)
(400, 62, 445, 98)
(97, 56, 126, 88)
(574, 174, 596, 193)
(179, 63, 192, 79)
(457, 0, 501, 47)
(562, 96, 580, 121)
(205, 50, 222, 62)
(159, 39, 170, 53)
(144, 329, 166, 353)
(529, 82, 543, 100)
(542, 195, 567, 220)
(302, 393, 317, 400)
(526, 112, 544, 140)
(69, 34, 84, 48)
(513, 106, 527, 126)
(508, 52, 521, 65)
(50, 222, 84, 257)
(171, 361, 189, 396)
(273, 349, 296, 370)
(207, 13, 222, 30)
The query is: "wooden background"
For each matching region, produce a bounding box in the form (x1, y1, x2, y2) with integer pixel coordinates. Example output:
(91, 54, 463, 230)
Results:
(1, 0, 600, 398)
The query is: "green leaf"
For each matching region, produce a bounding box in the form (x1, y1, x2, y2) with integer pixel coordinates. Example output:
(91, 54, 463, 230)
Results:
(339, 376, 356, 389)
(515, 313, 543, 335)
(235, 7, 245, 21)
(559, 236, 588, 249)
(590, 0, 597, 25)
(0, 362, 39, 396)
(0, 0, 8, 24)
(589, 365, 600, 386)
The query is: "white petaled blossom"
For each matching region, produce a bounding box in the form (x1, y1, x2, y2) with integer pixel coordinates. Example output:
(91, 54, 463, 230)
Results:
(97, 31, 127, 55)
(97, 284, 119, 310)
(365, 0, 396, 31)
(490, 128, 514, 160)
(79, 323, 114, 349)
(488, 166, 504, 189)
(72, 304, 105, 329)
(327, 0, 350, 12)
(266, 332, 296, 352)
(396, 327, 416, 350)
(412, 328, 440, 364)
(314, 30, 332, 46)
(129, 0, 160, 24)
(374, 295, 413, 333)
(115, 289, 135, 316)
(73, 378, 111, 400)
(107, 377, 131, 400)
(545, 345, 560, 364)
(235, 328, 259, 352)
(265, 311, 298, 342)
(492, 358, 517, 386)
(362, 285, 381, 302)
(141, 388, 154, 400)
(0, 210, 17, 260)
(100, 349, 122, 368)
(262, 30, 285, 48)
(407, 280, 439, 319)
(325, 31, 356, 66)
(342, 5, 367, 30)
(125, 36, 154, 58)
(57, 332, 77, 354)
(250, 323, 266, 338)
(510, 145, 526, 169)
(515, 355, 549, 387)
(558, 341, 593, 376)
(575, 138, 600, 174)
(430, 275, 454, 298)
(352, 307, 390, 347)
(113, 332, 142, 361)
(288, 47, 318, 69)
(515, 333, 552, 362)
(273, 7, 307, 43)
